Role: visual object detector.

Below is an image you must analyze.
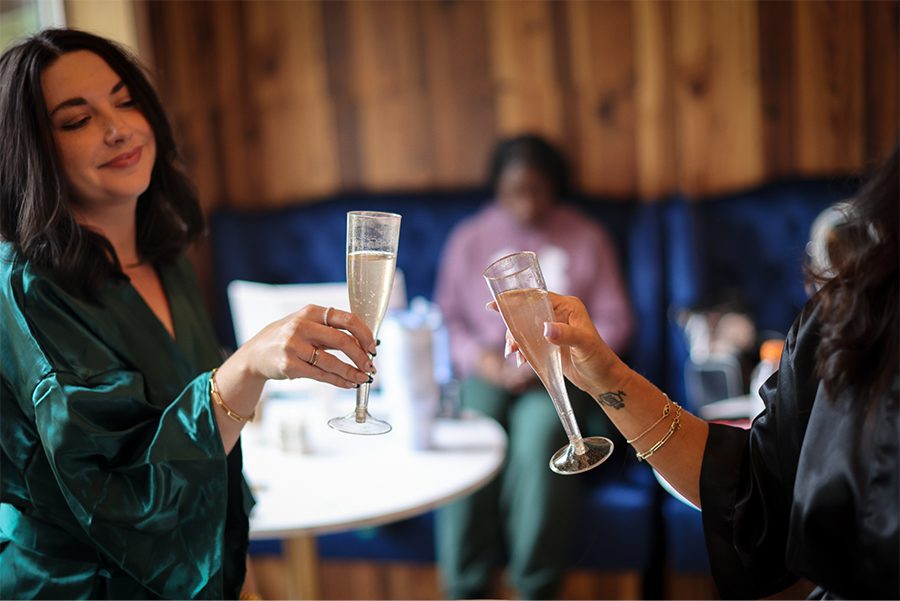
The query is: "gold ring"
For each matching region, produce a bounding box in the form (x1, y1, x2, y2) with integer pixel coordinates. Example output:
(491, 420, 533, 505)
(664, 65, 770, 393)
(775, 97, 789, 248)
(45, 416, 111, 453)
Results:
(323, 306, 332, 327)
(309, 347, 320, 367)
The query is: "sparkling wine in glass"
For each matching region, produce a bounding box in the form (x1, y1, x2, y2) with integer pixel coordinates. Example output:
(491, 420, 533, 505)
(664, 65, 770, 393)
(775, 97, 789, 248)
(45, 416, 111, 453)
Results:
(328, 211, 401, 435)
(484, 251, 613, 474)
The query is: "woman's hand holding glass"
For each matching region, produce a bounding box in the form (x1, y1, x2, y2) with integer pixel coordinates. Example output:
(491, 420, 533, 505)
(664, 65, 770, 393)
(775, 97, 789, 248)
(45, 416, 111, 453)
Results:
(235, 304, 376, 388)
(495, 292, 628, 401)
(213, 304, 376, 452)
(539, 293, 631, 396)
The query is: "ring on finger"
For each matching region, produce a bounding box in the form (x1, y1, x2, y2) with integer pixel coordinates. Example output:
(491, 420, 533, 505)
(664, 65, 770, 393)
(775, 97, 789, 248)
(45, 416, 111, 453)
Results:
(323, 306, 332, 327)
(308, 347, 321, 367)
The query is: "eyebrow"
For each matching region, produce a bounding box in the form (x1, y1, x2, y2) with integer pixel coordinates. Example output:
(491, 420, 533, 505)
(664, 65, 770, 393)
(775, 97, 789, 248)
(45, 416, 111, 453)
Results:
(49, 80, 128, 116)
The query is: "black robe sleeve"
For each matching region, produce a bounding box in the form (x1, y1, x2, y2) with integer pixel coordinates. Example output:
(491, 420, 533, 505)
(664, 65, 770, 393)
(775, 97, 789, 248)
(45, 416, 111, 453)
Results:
(699, 301, 899, 599)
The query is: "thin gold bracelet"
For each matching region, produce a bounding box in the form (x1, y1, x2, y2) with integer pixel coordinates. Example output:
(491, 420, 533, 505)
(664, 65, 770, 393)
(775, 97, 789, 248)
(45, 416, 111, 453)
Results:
(626, 394, 671, 444)
(635, 402, 682, 462)
(210, 368, 254, 423)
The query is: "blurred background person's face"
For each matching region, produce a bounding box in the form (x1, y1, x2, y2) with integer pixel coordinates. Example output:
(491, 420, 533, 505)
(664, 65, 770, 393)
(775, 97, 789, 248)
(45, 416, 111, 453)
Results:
(496, 162, 556, 228)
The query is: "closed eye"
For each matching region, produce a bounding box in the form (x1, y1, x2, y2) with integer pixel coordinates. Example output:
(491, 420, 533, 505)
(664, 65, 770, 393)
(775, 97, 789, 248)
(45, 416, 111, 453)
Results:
(61, 116, 90, 131)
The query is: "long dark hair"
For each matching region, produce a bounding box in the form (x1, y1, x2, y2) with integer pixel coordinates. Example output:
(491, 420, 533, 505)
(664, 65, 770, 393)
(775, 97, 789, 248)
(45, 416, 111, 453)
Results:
(812, 146, 899, 402)
(0, 28, 203, 300)
(487, 134, 571, 199)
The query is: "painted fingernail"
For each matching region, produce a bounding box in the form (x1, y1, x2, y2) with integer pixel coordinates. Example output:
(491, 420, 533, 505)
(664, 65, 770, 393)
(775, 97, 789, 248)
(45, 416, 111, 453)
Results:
(504, 338, 512, 358)
(376, 339, 381, 346)
(516, 352, 525, 368)
(368, 363, 377, 374)
(544, 322, 559, 339)
(366, 375, 374, 384)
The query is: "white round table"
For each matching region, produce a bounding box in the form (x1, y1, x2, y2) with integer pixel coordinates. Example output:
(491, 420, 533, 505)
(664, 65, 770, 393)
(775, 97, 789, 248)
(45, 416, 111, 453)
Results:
(241, 403, 506, 598)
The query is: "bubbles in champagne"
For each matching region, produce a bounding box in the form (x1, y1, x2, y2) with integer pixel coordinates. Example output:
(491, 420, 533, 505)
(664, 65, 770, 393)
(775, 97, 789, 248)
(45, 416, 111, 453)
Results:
(496, 288, 574, 425)
(348, 251, 396, 333)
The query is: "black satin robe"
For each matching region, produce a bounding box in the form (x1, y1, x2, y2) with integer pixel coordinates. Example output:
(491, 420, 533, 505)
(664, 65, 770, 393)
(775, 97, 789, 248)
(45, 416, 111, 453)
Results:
(700, 300, 899, 599)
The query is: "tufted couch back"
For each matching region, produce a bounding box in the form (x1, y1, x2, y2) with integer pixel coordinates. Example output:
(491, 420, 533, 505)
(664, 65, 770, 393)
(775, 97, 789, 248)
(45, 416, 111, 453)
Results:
(209, 178, 851, 581)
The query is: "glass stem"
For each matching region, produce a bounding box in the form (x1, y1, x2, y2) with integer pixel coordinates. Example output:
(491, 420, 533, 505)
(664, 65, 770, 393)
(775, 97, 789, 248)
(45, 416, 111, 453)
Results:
(551, 391, 587, 455)
(354, 382, 370, 423)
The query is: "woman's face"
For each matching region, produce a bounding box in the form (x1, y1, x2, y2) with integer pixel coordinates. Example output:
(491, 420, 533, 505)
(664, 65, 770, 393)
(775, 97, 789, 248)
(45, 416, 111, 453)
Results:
(496, 162, 556, 227)
(41, 50, 156, 216)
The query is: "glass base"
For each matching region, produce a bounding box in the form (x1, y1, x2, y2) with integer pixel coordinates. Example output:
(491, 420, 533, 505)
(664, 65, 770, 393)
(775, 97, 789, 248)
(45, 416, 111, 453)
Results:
(327, 411, 392, 435)
(549, 436, 614, 475)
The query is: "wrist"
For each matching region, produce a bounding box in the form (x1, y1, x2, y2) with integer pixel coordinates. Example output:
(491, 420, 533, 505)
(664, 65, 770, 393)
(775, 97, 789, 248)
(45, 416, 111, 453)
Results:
(219, 348, 267, 392)
(588, 359, 633, 401)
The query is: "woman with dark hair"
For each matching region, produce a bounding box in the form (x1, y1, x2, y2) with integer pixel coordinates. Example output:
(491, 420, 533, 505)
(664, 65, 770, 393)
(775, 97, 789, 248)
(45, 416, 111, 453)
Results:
(434, 134, 633, 599)
(0, 29, 376, 599)
(515, 147, 899, 598)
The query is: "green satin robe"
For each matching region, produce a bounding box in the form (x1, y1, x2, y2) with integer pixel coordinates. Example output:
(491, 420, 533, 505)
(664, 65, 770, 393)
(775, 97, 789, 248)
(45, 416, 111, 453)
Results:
(0, 243, 254, 599)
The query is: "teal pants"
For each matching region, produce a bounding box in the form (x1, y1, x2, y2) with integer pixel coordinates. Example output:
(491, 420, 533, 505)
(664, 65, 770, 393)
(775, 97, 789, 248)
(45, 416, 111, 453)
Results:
(436, 376, 619, 600)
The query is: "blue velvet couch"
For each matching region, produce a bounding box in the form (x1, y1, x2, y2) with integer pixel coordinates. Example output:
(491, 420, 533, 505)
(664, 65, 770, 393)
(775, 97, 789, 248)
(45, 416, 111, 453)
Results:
(208, 178, 851, 589)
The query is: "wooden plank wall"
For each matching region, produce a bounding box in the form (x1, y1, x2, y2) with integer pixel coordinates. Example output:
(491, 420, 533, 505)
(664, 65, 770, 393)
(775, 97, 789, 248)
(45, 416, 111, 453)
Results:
(140, 0, 898, 212)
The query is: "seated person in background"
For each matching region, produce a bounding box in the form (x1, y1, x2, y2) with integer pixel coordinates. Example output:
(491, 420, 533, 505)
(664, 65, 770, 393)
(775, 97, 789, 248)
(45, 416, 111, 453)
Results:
(531, 146, 898, 599)
(434, 134, 633, 599)
(0, 29, 375, 599)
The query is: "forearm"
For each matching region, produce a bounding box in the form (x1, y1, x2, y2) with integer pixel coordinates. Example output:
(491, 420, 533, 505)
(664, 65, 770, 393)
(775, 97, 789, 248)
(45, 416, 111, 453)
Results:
(588, 362, 708, 507)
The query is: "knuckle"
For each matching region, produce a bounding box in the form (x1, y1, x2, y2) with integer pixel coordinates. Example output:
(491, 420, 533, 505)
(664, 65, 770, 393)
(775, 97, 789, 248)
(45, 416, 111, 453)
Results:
(299, 304, 318, 317)
(292, 313, 311, 329)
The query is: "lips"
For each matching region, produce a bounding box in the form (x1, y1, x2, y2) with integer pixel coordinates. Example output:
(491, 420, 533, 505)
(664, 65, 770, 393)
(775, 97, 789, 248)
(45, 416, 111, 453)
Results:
(101, 146, 142, 169)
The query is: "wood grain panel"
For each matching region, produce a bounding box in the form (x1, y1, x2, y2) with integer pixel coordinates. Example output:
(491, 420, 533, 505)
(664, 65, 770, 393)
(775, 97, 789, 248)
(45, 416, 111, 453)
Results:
(322, 2, 363, 191)
(244, 1, 340, 205)
(758, 0, 795, 179)
(632, 0, 677, 200)
(489, 0, 564, 141)
(348, 1, 434, 190)
(864, 0, 900, 166)
(207, 0, 260, 209)
(139, 0, 887, 205)
(383, 564, 443, 600)
(421, 1, 496, 187)
(566, 0, 637, 197)
(793, 0, 864, 174)
(155, 2, 224, 210)
(673, 0, 765, 197)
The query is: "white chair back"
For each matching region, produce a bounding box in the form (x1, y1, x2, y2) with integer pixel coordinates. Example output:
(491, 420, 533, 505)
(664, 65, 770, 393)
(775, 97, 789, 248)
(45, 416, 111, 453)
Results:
(227, 270, 407, 345)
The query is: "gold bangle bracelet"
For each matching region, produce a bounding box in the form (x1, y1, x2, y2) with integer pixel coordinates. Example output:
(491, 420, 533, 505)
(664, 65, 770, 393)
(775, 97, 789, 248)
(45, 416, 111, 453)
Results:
(635, 402, 682, 462)
(210, 368, 254, 423)
(626, 394, 671, 444)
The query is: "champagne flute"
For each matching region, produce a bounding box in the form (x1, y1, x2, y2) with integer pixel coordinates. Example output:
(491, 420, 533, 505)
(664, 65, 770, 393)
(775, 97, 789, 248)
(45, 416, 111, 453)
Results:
(483, 251, 613, 474)
(328, 211, 401, 435)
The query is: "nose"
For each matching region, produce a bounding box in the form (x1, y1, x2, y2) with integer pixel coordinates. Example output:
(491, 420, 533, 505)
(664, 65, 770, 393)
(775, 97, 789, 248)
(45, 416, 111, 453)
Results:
(102, 111, 133, 146)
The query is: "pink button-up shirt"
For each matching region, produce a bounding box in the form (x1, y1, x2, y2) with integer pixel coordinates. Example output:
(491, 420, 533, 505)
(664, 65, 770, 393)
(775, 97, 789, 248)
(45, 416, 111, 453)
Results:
(435, 202, 634, 377)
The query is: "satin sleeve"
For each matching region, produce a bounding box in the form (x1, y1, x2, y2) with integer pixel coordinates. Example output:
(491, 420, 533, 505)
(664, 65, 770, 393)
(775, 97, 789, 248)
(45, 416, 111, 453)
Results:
(699, 307, 817, 598)
(32, 368, 228, 599)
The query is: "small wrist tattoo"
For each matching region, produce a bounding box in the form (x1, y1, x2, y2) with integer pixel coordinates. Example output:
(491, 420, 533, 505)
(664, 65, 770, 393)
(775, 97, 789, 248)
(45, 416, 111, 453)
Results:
(595, 389, 626, 410)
